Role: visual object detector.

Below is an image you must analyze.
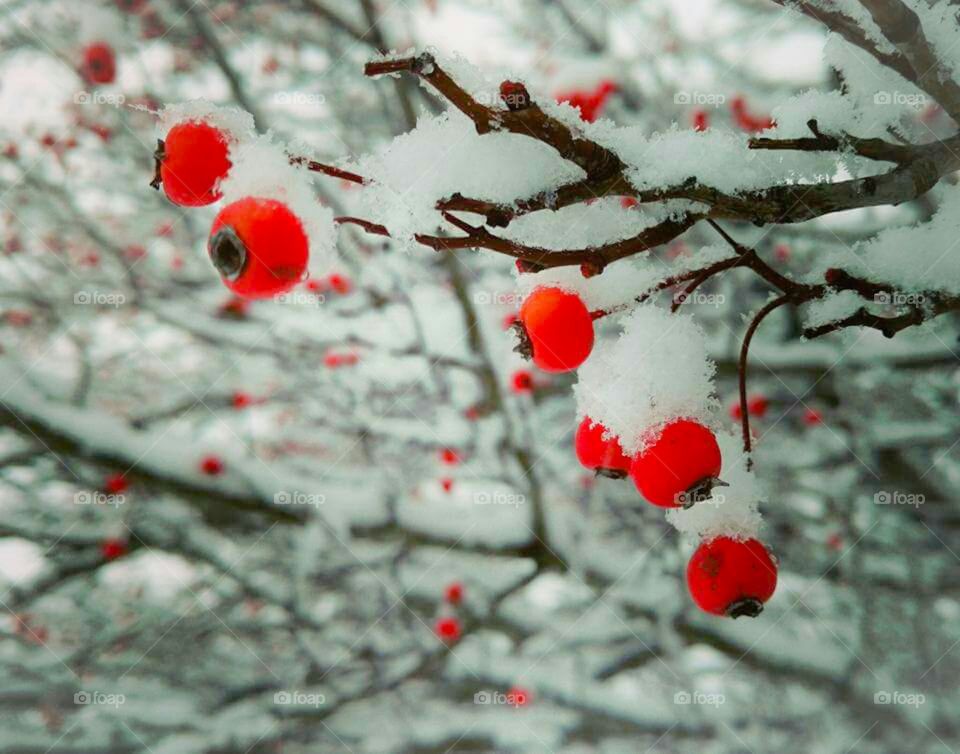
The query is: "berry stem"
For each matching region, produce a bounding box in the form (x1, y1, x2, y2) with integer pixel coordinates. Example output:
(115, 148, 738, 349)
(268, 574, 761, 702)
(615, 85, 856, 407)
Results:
(289, 155, 367, 185)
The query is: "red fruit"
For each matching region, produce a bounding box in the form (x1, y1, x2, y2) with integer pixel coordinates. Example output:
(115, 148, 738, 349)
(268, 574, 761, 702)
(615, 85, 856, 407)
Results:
(499, 80, 530, 110)
(502, 312, 519, 330)
(692, 109, 709, 132)
(511, 370, 534, 393)
(208, 197, 309, 298)
(517, 287, 594, 372)
(774, 243, 791, 263)
(103, 473, 128, 495)
(231, 390, 252, 409)
(464, 405, 481, 421)
(200, 455, 224, 476)
(557, 79, 616, 123)
(327, 273, 351, 295)
(686, 536, 777, 618)
(444, 581, 464, 605)
(747, 395, 769, 418)
(508, 686, 531, 707)
(629, 419, 722, 508)
(803, 407, 823, 426)
(434, 616, 462, 643)
(80, 43, 116, 85)
(620, 196, 638, 209)
(826, 532, 843, 551)
(159, 121, 232, 207)
(440, 478, 454, 493)
(440, 448, 460, 465)
(574, 417, 631, 478)
(729, 401, 743, 421)
(100, 538, 128, 561)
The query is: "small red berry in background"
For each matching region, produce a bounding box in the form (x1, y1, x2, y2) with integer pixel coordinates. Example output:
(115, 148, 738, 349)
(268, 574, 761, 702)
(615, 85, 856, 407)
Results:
(327, 273, 352, 295)
(434, 616, 462, 643)
(557, 79, 616, 123)
(155, 221, 174, 238)
(729, 401, 743, 421)
(502, 312, 519, 330)
(440, 448, 460, 465)
(629, 419, 722, 507)
(200, 455, 224, 476)
(158, 121, 232, 207)
(440, 477, 454, 493)
(4, 310, 33, 327)
(80, 42, 116, 85)
(692, 109, 709, 132)
(574, 417, 631, 478)
(231, 390, 252, 409)
(100, 538, 129, 561)
(208, 197, 309, 298)
(444, 581, 464, 605)
(324, 351, 359, 368)
(508, 686, 531, 707)
(103, 473, 128, 495)
(464, 405, 481, 421)
(686, 536, 777, 618)
(518, 287, 594, 372)
(115, 0, 147, 12)
(747, 395, 769, 418)
(620, 196, 638, 209)
(826, 532, 843, 551)
(730, 96, 775, 133)
(803, 407, 823, 426)
(511, 370, 534, 394)
(774, 243, 791, 263)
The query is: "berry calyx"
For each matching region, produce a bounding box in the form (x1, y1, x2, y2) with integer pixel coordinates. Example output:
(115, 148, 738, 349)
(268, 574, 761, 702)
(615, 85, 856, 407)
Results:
(686, 536, 777, 618)
(574, 417, 631, 479)
(154, 121, 232, 206)
(517, 287, 594, 373)
(200, 455, 224, 476)
(434, 616, 462, 643)
(444, 581, 464, 605)
(628, 419, 722, 508)
(103, 473, 128, 495)
(100, 538, 128, 561)
(208, 197, 309, 298)
(81, 42, 116, 85)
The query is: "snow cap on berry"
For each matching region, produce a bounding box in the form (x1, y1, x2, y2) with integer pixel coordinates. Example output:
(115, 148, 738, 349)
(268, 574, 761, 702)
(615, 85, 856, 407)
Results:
(575, 305, 717, 456)
(156, 100, 255, 144)
(218, 136, 335, 270)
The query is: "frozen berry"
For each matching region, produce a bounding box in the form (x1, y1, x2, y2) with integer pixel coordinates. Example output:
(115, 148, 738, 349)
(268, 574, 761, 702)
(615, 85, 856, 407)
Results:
(686, 536, 777, 618)
(156, 121, 232, 206)
(517, 287, 594, 372)
(81, 42, 116, 85)
(629, 419, 722, 508)
(444, 581, 464, 605)
(100, 538, 128, 561)
(208, 197, 309, 298)
(434, 616, 462, 643)
(574, 417, 631, 478)
(103, 473, 128, 495)
(200, 455, 224, 476)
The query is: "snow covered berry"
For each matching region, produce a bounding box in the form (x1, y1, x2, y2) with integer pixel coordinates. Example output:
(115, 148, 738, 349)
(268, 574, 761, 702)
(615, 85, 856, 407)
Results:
(686, 536, 778, 618)
(516, 287, 594, 372)
(208, 197, 309, 298)
(200, 455, 224, 476)
(434, 616, 462, 643)
(100, 538, 128, 561)
(444, 581, 464, 605)
(629, 419, 722, 507)
(80, 42, 116, 85)
(155, 121, 232, 206)
(574, 417, 631, 478)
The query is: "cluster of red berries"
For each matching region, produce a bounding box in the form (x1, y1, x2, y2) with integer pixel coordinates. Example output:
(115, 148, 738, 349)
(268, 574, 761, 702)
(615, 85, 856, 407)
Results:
(434, 581, 464, 643)
(152, 118, 311, 299)
(730, 96, 775, 133)
(575, 417, 777, 617)
(556, 79, 617, 123)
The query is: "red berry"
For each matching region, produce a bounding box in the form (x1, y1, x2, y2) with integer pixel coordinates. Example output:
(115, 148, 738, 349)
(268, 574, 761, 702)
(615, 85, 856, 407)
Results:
(574, 417, 631, 478)
(444, 581, 464, 605)
(434, 616, 462, 643)
(511, 370, 534, 393)
(508, 686, 531, 707)
(464, 406, 481, 421)
(774, 243, 791, 262)
(502, 312, 519, 330)
(209, 197, 309, 298)
(100, 538, 128, 561)
(825, 532, 843, 551)
(81, 43, 116, 85)
(200, 455, 224, 476)
(629, 419, 721, 507)
(440, 448, 460, 465)
(327, 273, 351, 295)
(692, 109, 709, 132)
(518, 287, 594, 372)
(440, 477, 454, 493)
(803, 407, 823, 426)
(103, 473, 128, 495)
(159, 121, 232, 207)
(620, 196, 638, 209)
(729, 401, 743, 421)
(686, 536, 777, 618)
(747, 395, 769, 418)
(231, 390, 252, 409)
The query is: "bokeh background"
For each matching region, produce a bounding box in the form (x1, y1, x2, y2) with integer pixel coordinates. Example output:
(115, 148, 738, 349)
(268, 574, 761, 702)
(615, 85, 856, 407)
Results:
(0, 1, 958, 752)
